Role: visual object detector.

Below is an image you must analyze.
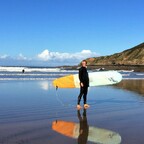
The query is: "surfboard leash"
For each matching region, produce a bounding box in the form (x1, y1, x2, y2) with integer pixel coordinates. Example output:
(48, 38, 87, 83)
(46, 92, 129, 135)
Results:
(55, 87, 64, 106)
(55, 87, 75, 108)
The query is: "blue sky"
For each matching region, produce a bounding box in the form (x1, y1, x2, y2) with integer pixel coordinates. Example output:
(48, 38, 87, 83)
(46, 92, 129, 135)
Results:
(0, 0, 144, 66)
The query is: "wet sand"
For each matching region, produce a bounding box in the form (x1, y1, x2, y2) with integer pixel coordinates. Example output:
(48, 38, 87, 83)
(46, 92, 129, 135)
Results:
(0, 80, 144, 144)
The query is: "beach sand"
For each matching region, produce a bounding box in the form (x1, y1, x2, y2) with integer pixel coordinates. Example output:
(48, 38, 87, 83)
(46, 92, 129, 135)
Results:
(0, 80, 144, 144)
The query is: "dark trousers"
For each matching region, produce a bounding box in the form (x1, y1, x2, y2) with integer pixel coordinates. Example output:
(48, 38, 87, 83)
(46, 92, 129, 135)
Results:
(77, 86, 88, 105)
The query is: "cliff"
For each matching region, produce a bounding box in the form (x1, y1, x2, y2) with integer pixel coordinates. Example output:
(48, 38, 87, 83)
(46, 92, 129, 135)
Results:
(86, 43, 144, 66)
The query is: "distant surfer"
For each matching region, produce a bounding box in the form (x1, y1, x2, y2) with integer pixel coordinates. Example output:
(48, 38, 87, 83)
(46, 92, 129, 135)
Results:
(22, 69, 25, 73)
(77, 60, 90, 109)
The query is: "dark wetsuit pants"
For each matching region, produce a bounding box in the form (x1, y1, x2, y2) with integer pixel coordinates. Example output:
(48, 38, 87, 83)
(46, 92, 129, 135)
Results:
(77, 86, 88, 105)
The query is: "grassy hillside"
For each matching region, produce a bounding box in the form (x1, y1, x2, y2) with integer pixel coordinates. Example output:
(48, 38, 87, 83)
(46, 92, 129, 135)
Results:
(86, 43, 144, 65)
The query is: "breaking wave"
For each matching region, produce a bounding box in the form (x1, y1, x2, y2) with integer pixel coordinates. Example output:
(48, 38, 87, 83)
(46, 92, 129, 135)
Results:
(0, 66, 143, 80)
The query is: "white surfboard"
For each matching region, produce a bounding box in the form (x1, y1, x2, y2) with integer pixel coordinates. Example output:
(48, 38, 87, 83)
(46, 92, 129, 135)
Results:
(53, 71, 122, 88)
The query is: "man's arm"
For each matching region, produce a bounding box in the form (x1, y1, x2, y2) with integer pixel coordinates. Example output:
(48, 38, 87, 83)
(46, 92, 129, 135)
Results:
(79, 68, 84, 87)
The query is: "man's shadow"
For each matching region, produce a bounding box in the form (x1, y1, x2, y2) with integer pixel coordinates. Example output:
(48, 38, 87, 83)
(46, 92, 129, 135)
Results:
(77, 109, 89, 144)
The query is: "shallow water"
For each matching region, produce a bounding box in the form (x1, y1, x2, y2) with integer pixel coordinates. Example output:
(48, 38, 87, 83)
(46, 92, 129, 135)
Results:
(0, 80, 144, 144)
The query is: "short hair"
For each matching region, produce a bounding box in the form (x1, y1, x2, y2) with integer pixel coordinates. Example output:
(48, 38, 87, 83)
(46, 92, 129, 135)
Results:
(82, 60, 87, 64)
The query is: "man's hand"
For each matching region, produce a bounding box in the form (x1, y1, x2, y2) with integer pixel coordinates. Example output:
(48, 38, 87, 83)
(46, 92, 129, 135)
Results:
(80, 82, 84, 87)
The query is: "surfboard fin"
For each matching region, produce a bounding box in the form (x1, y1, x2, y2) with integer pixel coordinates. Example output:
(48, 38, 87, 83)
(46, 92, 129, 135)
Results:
(56, 86, 58, 90)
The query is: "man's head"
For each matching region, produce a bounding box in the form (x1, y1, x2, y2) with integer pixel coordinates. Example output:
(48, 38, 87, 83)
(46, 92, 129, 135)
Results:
(81, 60, 87, 67)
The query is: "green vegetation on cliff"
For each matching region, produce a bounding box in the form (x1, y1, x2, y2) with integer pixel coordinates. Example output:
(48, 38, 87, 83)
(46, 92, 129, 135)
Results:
(86, 43, 144, 66)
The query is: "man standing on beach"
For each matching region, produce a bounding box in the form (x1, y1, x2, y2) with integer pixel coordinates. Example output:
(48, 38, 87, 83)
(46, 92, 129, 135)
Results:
(77, 60, 90, 109)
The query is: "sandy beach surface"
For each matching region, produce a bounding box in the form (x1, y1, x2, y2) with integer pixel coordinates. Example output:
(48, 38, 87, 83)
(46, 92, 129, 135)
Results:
(0, 79, 144, 144)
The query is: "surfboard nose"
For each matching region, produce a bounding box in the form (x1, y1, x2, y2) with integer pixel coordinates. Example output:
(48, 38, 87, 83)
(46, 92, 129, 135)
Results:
(114, 71, 123, 83)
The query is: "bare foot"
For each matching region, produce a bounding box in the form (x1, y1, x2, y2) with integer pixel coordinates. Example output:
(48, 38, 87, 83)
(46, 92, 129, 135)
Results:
(77, 105, 82, 109)
(84, 104, 90, 109)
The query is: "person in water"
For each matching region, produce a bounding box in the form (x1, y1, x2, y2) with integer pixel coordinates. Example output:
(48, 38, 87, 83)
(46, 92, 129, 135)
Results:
(77, 60, 90, 109)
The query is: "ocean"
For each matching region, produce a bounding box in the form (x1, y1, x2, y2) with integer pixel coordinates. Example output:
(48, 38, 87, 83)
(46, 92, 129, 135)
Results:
(0, 66, 144, 80)
(0, 66, 144, 144)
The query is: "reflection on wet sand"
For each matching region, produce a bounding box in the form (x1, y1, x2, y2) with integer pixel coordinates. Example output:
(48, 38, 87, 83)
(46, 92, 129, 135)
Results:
(77, 109, 88, 144)
(114, 80, 144, 95)
(39, 81, 49, 90)
(52, 109, 121, 144)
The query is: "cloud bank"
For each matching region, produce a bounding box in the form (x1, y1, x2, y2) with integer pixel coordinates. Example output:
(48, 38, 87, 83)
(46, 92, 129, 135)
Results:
(37, 49, 98, 64)
(0, 49, 98, 66)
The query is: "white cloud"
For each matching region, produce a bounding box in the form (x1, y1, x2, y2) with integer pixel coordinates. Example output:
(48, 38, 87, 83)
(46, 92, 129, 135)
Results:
(37, 50, 50, 61)
(0, 54, 9, 59)
(81, 50, 92, 54)
(17, 53, 27, 60)
(0, 53, 28, 61)
(0, 49, 99, 66)
(37, 49, 98, 64)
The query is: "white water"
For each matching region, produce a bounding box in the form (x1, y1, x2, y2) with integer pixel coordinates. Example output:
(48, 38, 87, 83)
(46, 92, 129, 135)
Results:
(0, 66, 143, 80)
(0, 66, 61, 72)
